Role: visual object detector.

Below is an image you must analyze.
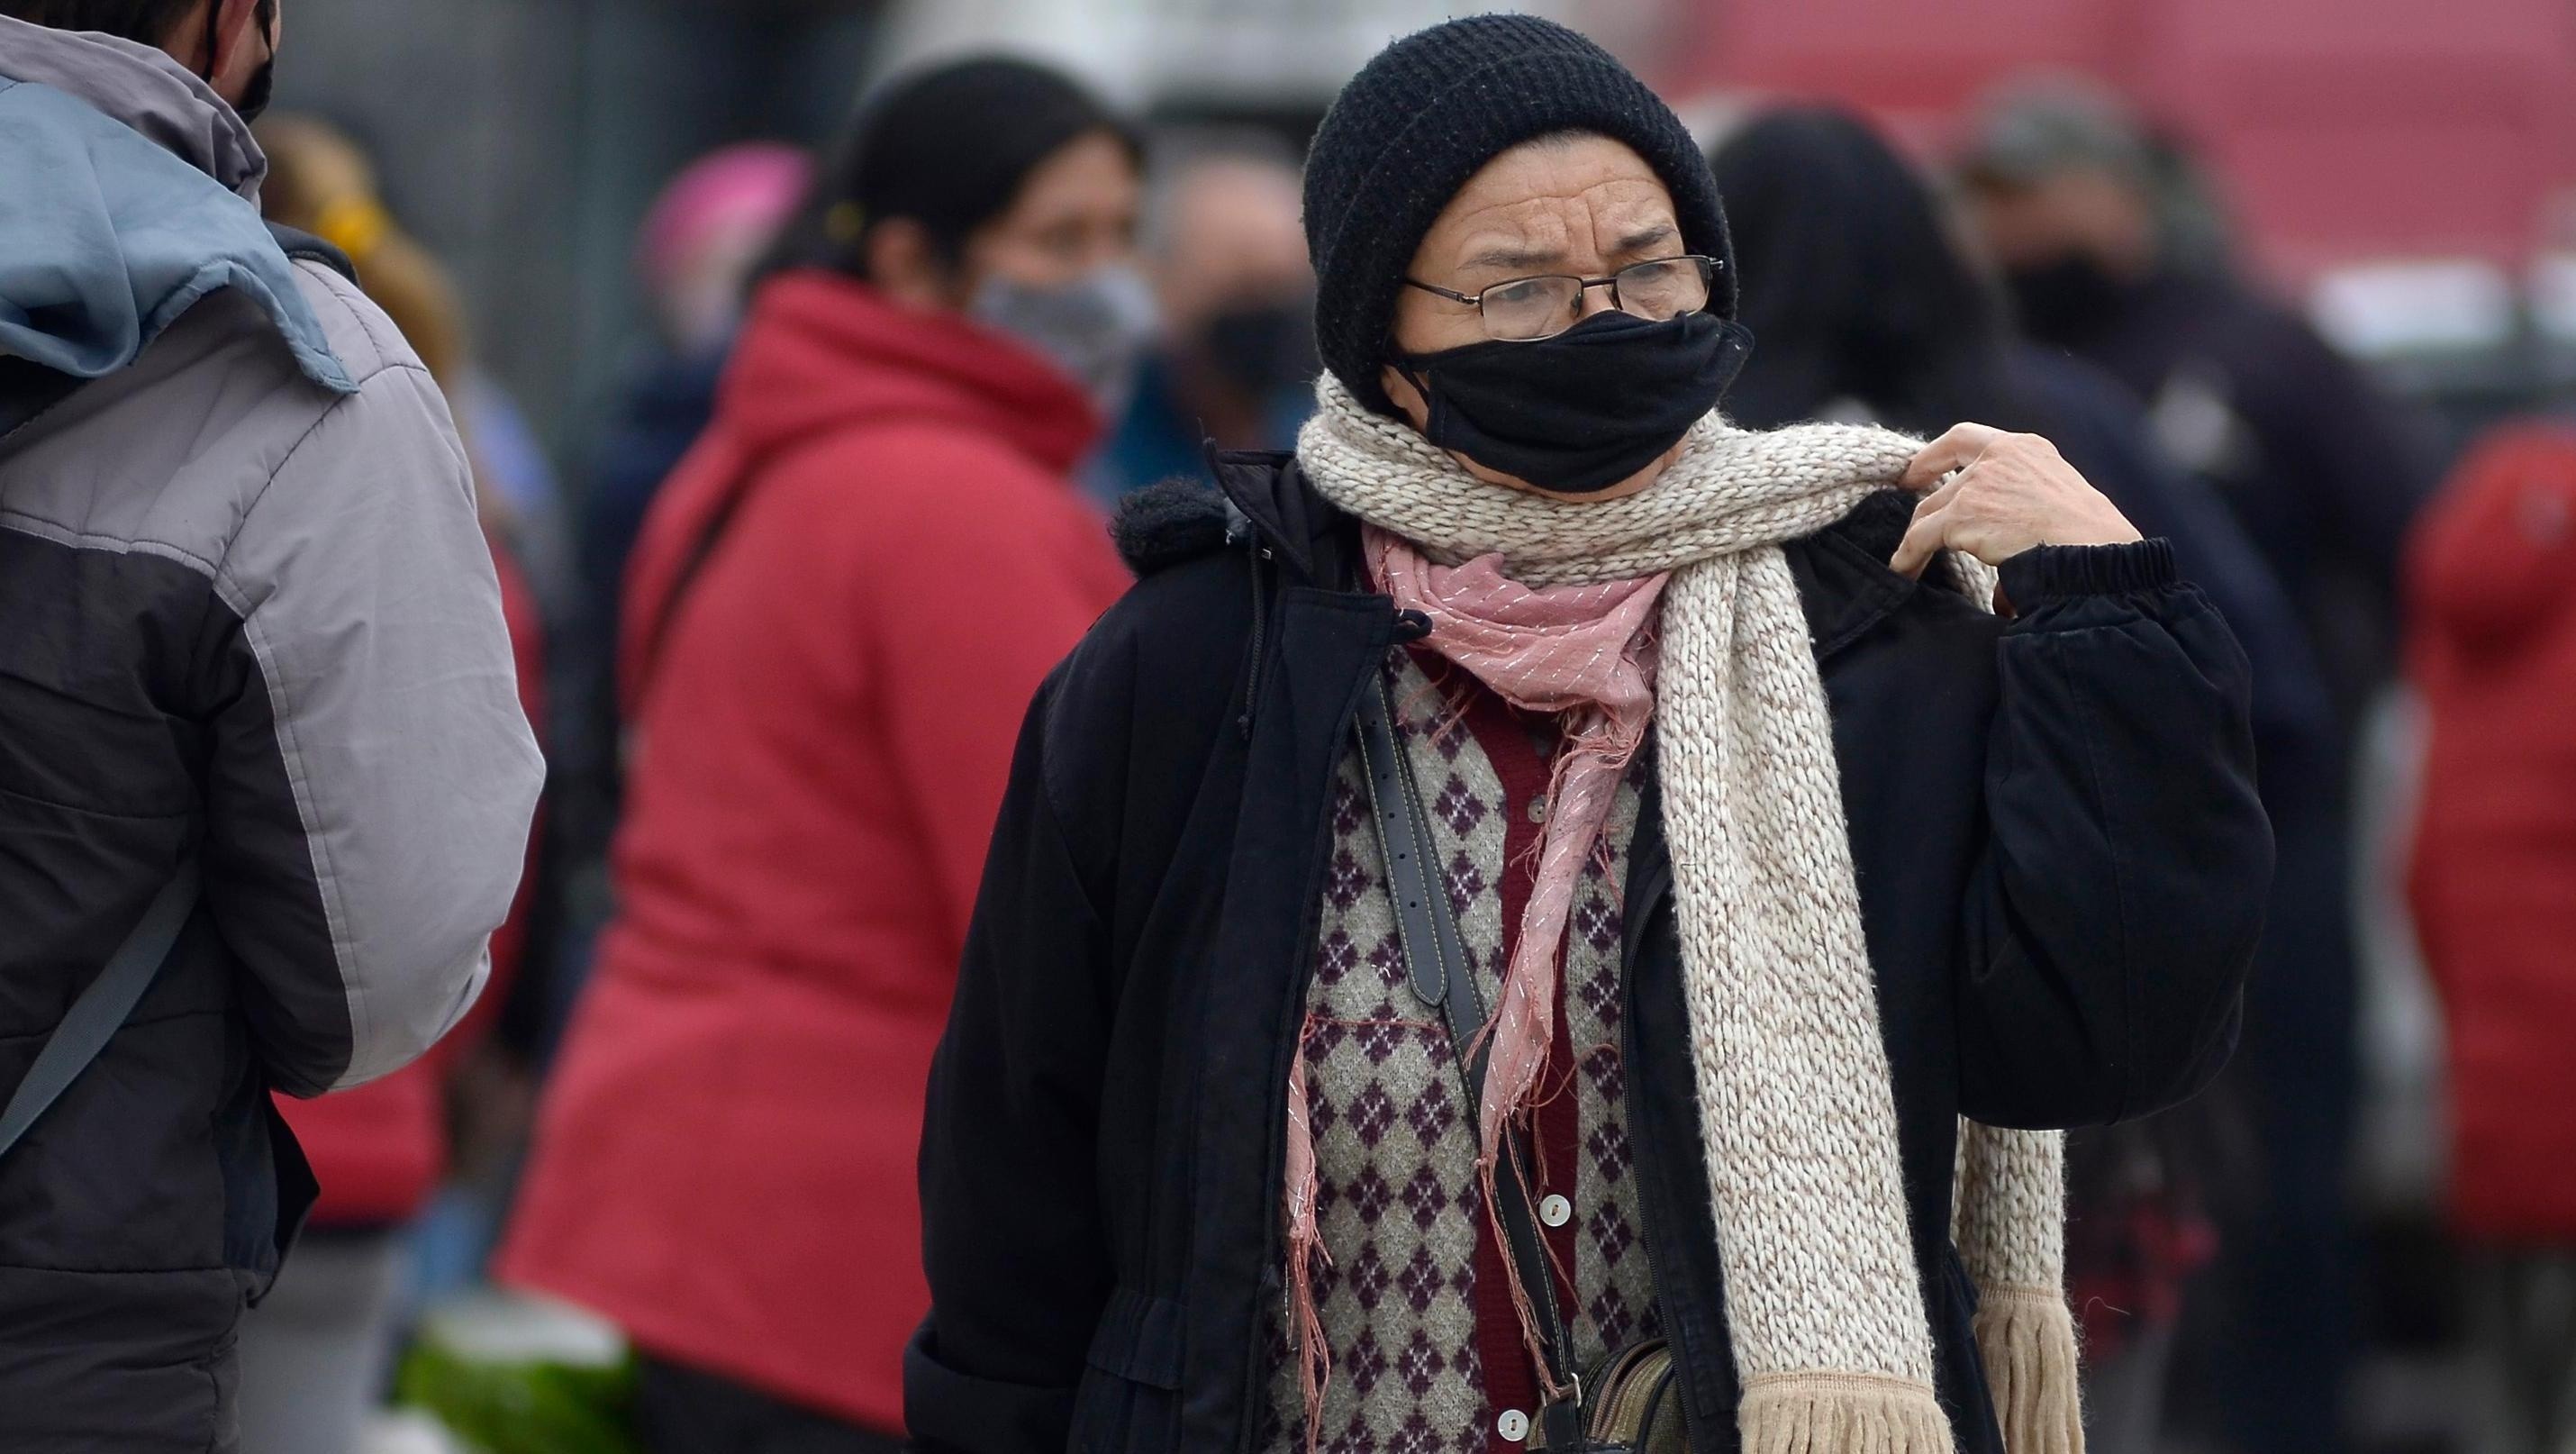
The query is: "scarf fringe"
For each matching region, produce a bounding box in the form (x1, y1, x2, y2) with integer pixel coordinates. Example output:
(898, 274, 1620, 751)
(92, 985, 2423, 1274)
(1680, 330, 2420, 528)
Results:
(1971, 1288, 2086, 1454)
(1283, 1015, 1332, 1454)
(1738, 1374, 1956, 1454)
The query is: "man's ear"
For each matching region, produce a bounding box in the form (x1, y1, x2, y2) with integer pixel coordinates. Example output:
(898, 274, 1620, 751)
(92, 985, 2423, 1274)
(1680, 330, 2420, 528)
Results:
(863, 218, 953, 311)
(182, 0, 262, 89)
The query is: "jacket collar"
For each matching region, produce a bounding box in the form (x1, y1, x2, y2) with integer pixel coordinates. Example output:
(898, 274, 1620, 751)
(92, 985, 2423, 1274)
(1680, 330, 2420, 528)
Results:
(1209, 448, 1356, 590)
(0, 14, 264, 199)
(0, 19, 351, 395)
(1782, 490, 1939, 661)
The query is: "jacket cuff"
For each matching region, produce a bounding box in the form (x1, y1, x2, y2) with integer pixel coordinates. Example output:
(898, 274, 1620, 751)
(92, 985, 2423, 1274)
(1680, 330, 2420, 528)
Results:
(1998, 539, 2178, 603)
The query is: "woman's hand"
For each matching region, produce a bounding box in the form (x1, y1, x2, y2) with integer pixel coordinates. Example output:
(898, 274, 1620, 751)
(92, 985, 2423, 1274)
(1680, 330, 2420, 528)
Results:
(1890, 423, 2143, 578)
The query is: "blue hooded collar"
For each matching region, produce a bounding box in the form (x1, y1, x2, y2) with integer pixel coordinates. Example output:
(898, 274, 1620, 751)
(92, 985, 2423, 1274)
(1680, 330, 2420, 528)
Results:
(0, 16, 353, 395)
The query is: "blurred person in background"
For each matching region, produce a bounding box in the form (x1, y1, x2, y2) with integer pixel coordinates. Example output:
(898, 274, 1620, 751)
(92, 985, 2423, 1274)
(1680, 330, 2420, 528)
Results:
(0, 5, 541, 1450)
(1093, 127, 1318, 499)
(2404, 423, 2576, 1454)
(545, 142, 813, 1069)
(1711, 105, 2333, 1449)
(1958, 78, 2432, 1454)
(912, 17, 2268, 1454)
(247, 127, 576, 637)
(249, 112, 550, 1454)
(249, 115, 572, 620)
(501, 56, 1138, 1454)
(581, 141, 812, 668)
(1714, 105, 2329, 764)
(1957, 77, 2427, 709)
(457, 355, 574, 626)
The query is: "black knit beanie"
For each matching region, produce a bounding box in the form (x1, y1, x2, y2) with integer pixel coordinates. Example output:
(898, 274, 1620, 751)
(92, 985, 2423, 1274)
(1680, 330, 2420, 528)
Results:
(1303, 14, 1735, 415)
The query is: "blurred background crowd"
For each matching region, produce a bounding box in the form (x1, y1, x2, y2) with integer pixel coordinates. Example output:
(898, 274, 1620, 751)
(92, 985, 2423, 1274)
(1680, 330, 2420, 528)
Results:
(231, 1, 2576, 1451)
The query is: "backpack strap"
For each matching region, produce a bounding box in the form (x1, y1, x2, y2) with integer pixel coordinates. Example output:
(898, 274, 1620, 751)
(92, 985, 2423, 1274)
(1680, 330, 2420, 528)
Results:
(0, 861, 201, 1159)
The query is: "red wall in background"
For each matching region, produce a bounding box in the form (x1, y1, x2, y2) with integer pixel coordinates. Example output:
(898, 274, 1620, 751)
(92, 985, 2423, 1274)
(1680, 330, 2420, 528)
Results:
(1664, 0, 2576, 282)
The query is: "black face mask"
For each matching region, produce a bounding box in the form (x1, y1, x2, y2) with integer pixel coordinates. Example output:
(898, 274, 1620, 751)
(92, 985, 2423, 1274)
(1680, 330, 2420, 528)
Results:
(234, 55, 277, 123)
(1395, 309, 1753, 495)
(1197, 300, 1319, 400)
(2003, 253, 2127, 347)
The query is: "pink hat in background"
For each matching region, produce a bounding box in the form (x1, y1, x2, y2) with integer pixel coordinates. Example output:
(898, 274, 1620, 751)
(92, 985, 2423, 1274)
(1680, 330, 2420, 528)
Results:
(635, 142, 814, 294)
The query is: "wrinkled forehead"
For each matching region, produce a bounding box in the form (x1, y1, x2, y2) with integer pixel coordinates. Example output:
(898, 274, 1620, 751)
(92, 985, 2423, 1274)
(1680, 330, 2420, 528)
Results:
(1414, 133, 1678, 277)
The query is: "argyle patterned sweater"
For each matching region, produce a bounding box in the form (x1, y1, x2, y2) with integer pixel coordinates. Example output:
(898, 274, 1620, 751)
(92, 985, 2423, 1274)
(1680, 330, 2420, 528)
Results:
(1260, 651, 1659, 1454)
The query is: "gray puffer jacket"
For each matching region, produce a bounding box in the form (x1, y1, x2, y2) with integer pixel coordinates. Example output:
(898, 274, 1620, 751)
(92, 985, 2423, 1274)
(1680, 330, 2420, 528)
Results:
(0, 18, 541, 1451)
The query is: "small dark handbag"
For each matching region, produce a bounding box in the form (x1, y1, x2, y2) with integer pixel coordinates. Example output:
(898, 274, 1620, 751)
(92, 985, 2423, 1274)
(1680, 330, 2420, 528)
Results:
(1582, 1340, 1690, 1454)
(1354, 667, 1686, 1452)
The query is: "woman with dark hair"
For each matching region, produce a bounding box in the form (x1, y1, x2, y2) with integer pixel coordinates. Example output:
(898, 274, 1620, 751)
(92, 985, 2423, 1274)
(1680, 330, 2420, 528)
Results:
(501, 57, 1138, 1453)
(1710, 106, 2332, 1450)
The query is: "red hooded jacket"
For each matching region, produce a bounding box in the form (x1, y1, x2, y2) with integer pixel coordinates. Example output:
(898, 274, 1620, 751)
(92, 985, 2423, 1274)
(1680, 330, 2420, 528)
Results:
(2406, 423, 2576, 1242)
(500, 273, 1131, 1428)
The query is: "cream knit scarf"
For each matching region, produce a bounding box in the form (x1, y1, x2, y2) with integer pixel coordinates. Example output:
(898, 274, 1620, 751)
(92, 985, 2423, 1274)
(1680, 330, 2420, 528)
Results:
(1296, 374, 2083, 1453)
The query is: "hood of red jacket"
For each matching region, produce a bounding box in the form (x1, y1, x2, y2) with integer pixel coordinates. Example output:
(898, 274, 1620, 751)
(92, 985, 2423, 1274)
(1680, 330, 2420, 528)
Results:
(714, 270, 1102, 472)
(620, 271, 1103, 703)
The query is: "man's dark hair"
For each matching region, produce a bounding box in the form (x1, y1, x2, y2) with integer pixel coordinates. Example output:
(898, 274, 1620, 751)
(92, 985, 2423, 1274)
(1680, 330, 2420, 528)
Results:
(0, 0, 200, 46)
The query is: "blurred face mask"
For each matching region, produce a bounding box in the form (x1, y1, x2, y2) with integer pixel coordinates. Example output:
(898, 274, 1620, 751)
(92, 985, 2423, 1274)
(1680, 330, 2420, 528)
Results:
(1394, 309, 1753, 495)
(2003, 252, 2127, 346)
(1197, 296, 1319, 402)
(971, 264, 1159, 420)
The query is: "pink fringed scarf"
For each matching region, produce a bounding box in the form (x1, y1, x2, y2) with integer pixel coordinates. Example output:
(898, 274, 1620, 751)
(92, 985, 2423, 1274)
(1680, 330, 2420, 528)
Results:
(1283, 525, 1667, 1438)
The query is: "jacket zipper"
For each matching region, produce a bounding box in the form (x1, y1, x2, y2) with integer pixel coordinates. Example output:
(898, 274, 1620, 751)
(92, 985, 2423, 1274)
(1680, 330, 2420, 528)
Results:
(1226, 500, 1274, 740)
(1618, 852, 1713, 1454)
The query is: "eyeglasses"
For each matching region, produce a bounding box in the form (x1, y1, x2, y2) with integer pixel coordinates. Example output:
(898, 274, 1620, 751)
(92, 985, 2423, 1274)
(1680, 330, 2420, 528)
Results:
(1402, 255, 1721, 342)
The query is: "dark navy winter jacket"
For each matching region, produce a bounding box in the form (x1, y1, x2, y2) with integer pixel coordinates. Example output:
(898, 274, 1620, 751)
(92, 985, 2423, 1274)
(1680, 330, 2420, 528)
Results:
(907, 452, 2270, 1454)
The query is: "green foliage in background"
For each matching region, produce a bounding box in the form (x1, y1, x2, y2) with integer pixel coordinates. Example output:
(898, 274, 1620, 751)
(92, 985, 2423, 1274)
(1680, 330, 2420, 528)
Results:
(394, 1340, 639, 1454)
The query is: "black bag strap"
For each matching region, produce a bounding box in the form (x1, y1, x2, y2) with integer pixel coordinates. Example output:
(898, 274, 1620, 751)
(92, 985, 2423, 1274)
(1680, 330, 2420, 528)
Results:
(1356, 668, 1478, 1038)
(0, 861, 200, 1159)
(1354, 667, 1587, 1450)
(629, 480, 755, 710)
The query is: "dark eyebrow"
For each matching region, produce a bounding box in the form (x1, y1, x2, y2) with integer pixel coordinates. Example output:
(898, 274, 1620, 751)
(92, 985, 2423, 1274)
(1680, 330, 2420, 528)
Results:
(1459, 223, 1678, 277)
(1612, 223, 1679, 257)
(1459, 241, 1568, 274)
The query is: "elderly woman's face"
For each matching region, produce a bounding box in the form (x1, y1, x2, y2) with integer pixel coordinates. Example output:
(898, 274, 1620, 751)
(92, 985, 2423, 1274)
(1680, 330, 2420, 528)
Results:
(1383, 134, 1684, 500)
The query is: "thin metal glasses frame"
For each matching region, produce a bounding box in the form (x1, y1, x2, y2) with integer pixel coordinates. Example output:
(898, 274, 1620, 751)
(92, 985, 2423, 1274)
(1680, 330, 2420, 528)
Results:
(1400, 254, 1724, 341)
